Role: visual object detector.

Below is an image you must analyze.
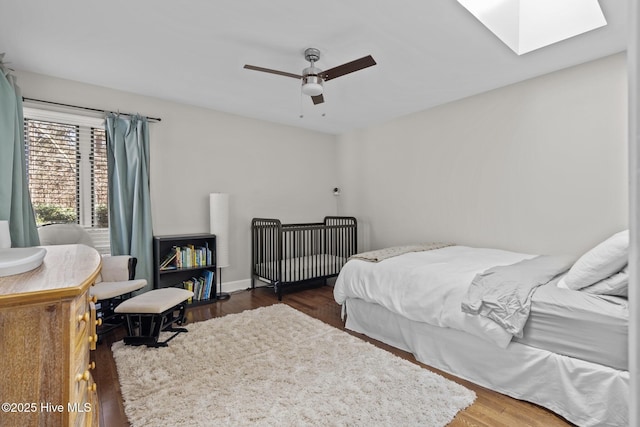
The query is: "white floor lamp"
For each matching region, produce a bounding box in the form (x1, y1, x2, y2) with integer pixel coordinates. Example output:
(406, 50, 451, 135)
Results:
(209, 193, 230, 300)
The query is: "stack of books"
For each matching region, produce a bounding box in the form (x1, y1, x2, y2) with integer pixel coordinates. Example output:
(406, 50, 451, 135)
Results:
(181, 270, 215, 302)
(159, 242, 213, 270)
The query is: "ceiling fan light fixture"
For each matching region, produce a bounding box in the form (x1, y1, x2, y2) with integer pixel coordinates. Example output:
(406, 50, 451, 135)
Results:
(302, 74, 323, 96)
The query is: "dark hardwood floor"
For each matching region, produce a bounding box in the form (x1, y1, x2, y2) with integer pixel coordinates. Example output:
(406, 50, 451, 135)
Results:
(93, 284, 573, 427)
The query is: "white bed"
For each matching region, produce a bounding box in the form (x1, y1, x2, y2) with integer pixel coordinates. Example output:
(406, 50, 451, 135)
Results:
(334, 239, 630, 427)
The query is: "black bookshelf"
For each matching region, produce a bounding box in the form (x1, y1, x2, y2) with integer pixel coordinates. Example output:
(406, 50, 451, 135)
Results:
(153, 233, 217, 306)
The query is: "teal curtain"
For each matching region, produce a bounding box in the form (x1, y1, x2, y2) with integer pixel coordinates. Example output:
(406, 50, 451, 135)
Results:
(0, 54, 39, 247)
(105, 114, 153, 290)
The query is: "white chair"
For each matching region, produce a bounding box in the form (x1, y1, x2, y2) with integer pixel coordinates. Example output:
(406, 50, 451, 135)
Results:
(37, 223, 147, 339)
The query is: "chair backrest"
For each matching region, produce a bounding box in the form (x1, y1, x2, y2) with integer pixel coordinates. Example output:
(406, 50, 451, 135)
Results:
(37, 224, 96, 248)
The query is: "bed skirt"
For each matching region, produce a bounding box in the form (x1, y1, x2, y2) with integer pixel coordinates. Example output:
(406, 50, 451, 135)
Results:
(343, 298, 629, 427)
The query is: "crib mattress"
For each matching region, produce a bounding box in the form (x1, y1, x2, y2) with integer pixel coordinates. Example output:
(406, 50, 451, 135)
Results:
(514, 277, 628, 370)
(257, 254, 347, 283)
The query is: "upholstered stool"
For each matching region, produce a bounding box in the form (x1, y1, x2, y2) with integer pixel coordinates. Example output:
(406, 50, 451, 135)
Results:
(115, 287, 194, 347)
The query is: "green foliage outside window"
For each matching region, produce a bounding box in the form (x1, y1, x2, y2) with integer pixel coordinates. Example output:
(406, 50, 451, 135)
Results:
(95, 204, 109, 228)
(34, 203, 77, 225)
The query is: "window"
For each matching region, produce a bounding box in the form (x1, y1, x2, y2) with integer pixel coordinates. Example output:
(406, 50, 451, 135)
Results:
(23, 107, 110, 253)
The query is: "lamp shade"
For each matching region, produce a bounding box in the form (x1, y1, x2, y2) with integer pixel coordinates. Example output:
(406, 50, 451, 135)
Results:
(209, 193, 230, 268)
(302, 72, 323, 96)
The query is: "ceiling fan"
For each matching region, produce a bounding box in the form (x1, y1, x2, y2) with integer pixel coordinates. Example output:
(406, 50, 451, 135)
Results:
(244, 48, 376, 105)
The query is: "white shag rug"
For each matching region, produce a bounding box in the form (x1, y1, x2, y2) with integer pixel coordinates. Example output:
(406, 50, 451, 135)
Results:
(112, 304, 475, 426)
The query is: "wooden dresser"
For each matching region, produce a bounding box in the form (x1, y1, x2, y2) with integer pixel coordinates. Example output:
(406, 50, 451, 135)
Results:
(0, 244, 101, 427)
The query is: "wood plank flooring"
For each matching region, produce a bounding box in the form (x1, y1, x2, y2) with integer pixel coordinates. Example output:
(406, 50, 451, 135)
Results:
(92, 285, 574, 427)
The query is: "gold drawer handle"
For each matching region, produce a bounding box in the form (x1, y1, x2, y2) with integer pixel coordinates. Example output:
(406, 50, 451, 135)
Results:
(95, 318, 103, 326)
(89, 301, 98, 351)
(75, 371, 90, 382)
(77, 312, 90, 323)
(88, 383, 97, 392)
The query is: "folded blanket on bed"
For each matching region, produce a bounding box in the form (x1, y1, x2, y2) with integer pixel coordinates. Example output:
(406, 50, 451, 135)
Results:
(349, 242, 453, 262)
(461, 255, 574, 338)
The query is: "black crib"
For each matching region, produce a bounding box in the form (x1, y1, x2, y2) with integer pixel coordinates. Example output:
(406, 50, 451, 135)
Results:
(251, 216, 357, 300)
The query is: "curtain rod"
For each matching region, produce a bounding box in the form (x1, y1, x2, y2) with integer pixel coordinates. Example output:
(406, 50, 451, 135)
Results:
(22, 97, 162, 123)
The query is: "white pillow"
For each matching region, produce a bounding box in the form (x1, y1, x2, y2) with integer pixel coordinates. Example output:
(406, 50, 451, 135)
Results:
(557, 230, 628, 290)
(580, 266, 628, 297)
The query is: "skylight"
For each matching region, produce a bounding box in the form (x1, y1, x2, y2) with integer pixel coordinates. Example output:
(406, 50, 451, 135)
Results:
(457, 0, 607, 55)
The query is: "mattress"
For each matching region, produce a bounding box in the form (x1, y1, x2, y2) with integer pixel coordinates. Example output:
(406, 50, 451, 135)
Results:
(256, 254, 346, 282)
(343, 297, 629, 427)
(515, 275, 628, 370)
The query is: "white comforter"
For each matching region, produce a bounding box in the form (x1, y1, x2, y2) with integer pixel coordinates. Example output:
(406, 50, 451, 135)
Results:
(334, 245, 535, 348)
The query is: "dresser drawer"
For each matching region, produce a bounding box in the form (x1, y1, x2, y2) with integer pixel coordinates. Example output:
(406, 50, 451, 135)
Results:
(68, 291, 98, 425)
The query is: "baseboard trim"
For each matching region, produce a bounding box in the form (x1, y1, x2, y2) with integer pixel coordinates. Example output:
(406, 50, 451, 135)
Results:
(218, 277, 336, 293)
(220, 278, 252, 294)
(220, 277, 337, 295)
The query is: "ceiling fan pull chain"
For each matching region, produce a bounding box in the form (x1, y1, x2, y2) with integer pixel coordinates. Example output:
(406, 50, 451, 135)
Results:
(299, 90, 304, 119)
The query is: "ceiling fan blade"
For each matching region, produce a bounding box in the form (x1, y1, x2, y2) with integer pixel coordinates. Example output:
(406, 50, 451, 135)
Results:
(320, 55, 376, 81)
(311, 94, 324, 105)
(243, 64, 301, 79)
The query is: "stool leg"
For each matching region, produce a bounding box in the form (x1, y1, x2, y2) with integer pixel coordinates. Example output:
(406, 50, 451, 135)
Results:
(121, 303, 190, 347)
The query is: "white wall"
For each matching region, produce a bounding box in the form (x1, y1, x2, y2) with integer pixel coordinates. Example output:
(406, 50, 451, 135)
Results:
(15, 70, 339, 287)
(337, 53, 628, 256)
(15, 51, 629, 287)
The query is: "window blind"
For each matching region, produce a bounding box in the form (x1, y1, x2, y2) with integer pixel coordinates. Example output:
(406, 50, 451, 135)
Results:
(24, 119, 80, 225)
(91, 127, 108, 227)
(24, 118, 109, 228)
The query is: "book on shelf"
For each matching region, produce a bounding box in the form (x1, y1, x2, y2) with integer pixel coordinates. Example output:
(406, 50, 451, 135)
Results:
(189, 279, 199, 300)
(175, 246, 182, 268)
(159, 247, 178, 270)
(187, 277, 199, 301)
(187, 244, 196, 268)
(205, 241, 213, 266)
(182, 279, 194, 303)
(203, 270, 214, 300)
(194, 276, 204, 300)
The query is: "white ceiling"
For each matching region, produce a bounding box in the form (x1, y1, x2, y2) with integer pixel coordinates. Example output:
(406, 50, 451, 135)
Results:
(0, 0, 627, 135)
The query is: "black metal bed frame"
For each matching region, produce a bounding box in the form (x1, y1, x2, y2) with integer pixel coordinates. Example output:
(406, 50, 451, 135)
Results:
(251, 216, 357, 300)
